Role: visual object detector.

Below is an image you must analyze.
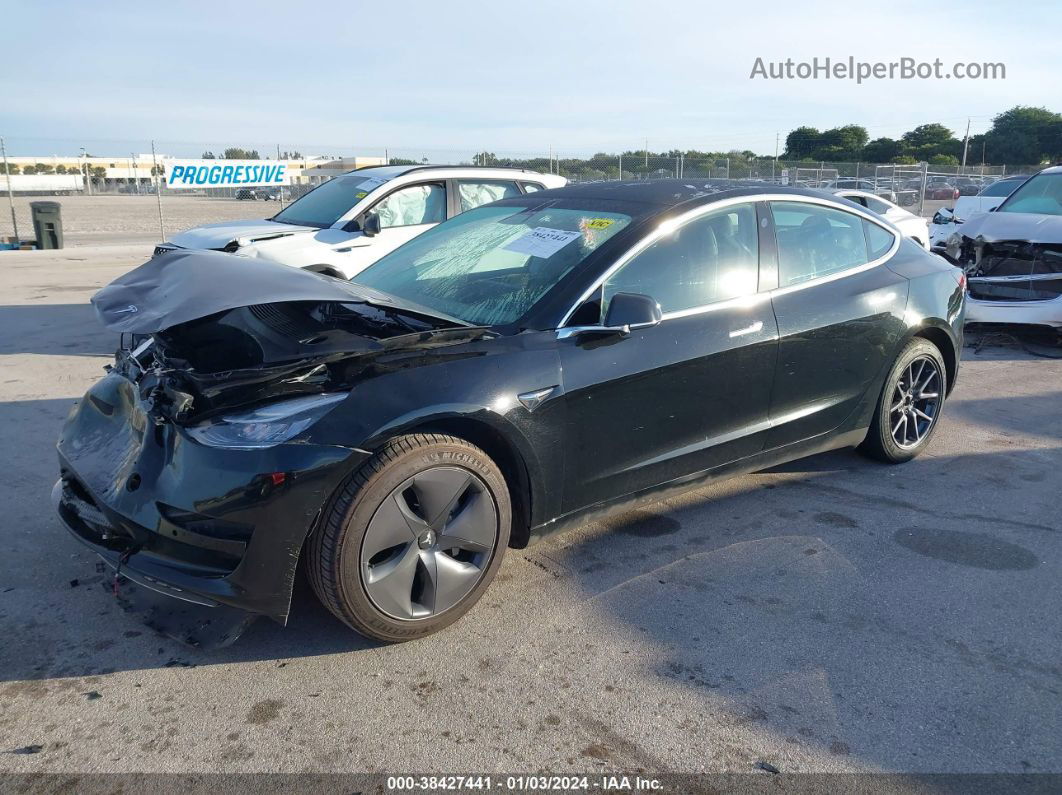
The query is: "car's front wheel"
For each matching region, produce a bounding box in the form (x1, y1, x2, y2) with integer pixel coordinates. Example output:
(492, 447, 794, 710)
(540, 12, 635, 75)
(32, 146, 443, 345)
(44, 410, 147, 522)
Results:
(308, 433, 511, 642)
(860, 338, 947, 463)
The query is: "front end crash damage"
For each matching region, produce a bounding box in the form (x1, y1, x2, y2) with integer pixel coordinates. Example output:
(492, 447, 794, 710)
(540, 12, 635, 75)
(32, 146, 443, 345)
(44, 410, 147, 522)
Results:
(946, 213, 1062, 326)
(55, 251, 490, 644)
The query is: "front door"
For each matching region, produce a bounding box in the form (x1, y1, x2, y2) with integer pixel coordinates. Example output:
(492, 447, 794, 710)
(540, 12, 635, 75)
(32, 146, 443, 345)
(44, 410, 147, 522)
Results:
(340, 181, 448, 278)
(558, 201, 779, 513)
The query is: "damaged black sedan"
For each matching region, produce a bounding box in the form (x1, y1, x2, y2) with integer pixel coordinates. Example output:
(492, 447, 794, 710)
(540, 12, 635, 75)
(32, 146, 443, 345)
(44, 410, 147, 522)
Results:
(56, 182, 965, 644)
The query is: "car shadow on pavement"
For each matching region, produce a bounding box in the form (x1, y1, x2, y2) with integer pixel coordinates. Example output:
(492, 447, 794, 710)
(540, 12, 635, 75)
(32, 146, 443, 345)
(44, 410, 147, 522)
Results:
(531, 438, 1062, 772)
(0, 303, 116, 356)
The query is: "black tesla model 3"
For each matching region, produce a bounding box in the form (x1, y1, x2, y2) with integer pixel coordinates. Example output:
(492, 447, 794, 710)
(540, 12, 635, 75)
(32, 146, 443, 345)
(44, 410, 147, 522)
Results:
(56, 182, 965, 643)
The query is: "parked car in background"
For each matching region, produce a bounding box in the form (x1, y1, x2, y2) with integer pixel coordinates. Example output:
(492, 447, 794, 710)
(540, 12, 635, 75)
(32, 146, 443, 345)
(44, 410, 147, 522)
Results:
(832, 189, 930, 249)
(929, 175, 1031, 247)
(944, 166, 1062, 327)
(60, 182, 964, 644)
(953, 177, 982, 196)
(925, 179, 960, 201)
(820, 178, 898, 204)
(235, 186, 284, 201)
(158, 165, 567, 280)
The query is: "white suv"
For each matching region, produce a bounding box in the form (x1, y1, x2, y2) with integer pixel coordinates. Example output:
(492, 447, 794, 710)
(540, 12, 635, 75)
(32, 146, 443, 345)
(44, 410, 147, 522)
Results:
(158, 165, 567, 280)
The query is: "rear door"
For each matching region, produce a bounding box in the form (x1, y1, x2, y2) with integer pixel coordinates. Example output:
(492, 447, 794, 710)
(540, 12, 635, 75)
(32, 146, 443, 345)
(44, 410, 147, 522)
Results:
(558, 201, 779, 511)
(762, 199, 909, 449)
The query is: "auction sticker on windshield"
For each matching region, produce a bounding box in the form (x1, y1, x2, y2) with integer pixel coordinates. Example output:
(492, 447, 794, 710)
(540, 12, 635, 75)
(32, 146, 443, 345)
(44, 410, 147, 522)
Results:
(503, 227, 581, 258)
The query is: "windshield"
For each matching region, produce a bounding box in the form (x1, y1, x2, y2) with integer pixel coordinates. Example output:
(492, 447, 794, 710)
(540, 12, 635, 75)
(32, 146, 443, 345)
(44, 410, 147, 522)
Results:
(997, 173, 1062, 216)
(272, 173, 388, 228)
(979, 178, 1024, 198)
(353, 203, 632, 326)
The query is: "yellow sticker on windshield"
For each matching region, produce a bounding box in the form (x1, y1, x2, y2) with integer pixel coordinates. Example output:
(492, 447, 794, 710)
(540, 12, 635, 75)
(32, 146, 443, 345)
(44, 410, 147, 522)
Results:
(585, 218, 614, 229)
(355, 192, 368, 199)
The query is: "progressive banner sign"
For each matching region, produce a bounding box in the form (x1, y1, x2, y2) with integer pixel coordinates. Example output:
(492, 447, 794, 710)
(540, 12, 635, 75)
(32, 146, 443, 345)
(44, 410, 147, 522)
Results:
(164, 160, 289, 189)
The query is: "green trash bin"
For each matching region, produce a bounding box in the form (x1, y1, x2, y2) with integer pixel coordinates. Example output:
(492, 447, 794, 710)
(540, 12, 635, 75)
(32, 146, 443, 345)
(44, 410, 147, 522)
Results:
(30, 201, 63, 250)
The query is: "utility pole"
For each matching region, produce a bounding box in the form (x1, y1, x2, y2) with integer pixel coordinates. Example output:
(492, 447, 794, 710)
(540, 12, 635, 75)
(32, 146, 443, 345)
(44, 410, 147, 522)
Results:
(81, 146, 92, 196)
(277, 144, 285, 208)
(961, 117, 971, 169)
(150, 140, 165, 241)
(773, 131, 779, 182)
(644, 138, 648, 169)
(1, 136, 18, 243)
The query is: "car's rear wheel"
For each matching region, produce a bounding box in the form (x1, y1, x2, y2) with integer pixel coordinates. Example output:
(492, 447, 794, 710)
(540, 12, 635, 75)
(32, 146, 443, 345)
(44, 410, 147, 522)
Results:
(308, 433, 510, 642)
(860, 338, 947, 464)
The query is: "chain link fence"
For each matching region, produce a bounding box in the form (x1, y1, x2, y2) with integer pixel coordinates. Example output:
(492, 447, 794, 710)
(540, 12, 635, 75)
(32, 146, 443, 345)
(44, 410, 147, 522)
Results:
(0, 138, 1047, 249)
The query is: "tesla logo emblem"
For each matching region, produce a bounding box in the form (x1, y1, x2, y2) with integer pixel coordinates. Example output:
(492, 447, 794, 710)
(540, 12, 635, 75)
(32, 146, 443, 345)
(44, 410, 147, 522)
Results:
(114, 305, 139, 314)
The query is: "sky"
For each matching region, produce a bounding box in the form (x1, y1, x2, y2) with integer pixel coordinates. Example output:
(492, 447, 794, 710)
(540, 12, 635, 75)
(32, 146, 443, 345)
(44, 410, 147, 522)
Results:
(2, 0, 1060, 159)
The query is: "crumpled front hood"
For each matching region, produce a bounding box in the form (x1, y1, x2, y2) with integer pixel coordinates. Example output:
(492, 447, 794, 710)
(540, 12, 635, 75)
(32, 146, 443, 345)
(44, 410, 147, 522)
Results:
(957, 211, 1062, 244)
(92, 249, 373, 333)
(167, 219, 314, 250)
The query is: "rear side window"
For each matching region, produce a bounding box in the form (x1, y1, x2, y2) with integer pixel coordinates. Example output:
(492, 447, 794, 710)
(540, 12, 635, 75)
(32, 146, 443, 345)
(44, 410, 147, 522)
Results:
(865, 197, 892, 215)
(457, 180, 521, 212)
(864, 220, 896, 259)
(770, 202, 873, 288)
(521, 182, 544, 193)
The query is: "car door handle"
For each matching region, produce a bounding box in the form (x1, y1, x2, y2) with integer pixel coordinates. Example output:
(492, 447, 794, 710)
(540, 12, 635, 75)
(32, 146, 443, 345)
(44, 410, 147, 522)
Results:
(729, 321, 763, 338)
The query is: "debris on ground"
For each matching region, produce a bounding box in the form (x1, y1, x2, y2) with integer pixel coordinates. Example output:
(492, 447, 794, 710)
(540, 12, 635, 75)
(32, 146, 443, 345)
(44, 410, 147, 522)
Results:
(966, 324, 1062, 359)
(82, 690, 102, 701)
(755, 760, 781, 774)
(11, 745, 43, 755)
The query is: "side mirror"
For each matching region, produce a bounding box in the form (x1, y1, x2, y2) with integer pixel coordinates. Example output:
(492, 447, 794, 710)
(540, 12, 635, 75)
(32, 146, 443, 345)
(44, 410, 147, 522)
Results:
(360, 211, 382, 237)
(604, 292, 663, 329)
(557, 292, 661, 340)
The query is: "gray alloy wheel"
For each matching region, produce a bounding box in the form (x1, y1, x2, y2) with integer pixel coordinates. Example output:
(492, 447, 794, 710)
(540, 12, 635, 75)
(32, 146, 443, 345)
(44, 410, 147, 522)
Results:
(888, 355, 942, 449)
(860, 337, 948, 464)
(308, 433, 511, 642)
(360, 467, 498, 620)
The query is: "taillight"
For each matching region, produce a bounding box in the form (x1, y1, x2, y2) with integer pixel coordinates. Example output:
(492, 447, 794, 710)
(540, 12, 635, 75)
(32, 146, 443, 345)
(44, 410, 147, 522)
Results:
(956, 272, 967, 289)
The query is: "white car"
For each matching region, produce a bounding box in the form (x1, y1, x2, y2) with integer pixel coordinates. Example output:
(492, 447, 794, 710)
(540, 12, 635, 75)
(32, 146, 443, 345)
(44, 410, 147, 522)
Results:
(928, 175, 1030, 247)
(159, 165, 567, 280)
(833, 189, 930, 249)
(944, 167, 1062, 328)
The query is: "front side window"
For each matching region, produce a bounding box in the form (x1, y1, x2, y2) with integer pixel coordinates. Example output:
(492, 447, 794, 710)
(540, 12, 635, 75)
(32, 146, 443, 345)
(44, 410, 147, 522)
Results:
(457, 180, 521, 212)
(771, 202, 871, 288)
(373, 182, 446, 228)
(996, 173, 1062, 216)
(602, 202, 759, 316)
(354, 203, 632, 326)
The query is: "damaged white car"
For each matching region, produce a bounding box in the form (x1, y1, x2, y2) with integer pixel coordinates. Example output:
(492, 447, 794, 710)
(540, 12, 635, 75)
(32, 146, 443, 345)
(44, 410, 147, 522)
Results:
(157, 165, 566, 280)
(929, 175, 1030, 247)
(945, 167, 1062, 327)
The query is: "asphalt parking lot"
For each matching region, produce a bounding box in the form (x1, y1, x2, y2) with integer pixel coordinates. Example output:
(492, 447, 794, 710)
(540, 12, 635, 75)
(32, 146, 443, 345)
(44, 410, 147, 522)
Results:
(1, 244, 1060, 776)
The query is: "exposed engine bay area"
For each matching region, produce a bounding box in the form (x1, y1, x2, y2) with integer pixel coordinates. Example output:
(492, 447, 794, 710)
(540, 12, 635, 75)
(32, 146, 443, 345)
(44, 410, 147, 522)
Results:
(91, 249, 493, 424)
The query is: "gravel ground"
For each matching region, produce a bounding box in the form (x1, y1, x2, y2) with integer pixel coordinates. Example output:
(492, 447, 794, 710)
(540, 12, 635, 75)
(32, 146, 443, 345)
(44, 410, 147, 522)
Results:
(0, 195, 282, 247)
(0, 245, 1060, 779)
(0, 194, 953, 250)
